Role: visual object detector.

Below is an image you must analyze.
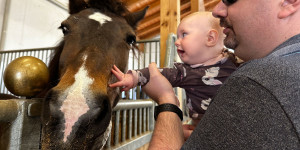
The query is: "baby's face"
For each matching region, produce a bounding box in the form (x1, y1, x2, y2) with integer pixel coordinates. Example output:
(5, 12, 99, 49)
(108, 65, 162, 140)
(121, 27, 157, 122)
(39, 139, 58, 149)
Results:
(175, 17, 216, 65)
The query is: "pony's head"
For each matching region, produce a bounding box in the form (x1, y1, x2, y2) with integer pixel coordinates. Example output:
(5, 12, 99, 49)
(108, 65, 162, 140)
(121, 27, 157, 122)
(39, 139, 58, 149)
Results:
(41, 0, 147, 149)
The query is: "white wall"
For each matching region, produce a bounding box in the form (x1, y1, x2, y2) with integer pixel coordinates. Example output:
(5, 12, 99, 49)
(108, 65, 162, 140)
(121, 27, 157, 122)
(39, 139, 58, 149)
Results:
(0, 0, 7, 41)
(1, 0, 68, 50)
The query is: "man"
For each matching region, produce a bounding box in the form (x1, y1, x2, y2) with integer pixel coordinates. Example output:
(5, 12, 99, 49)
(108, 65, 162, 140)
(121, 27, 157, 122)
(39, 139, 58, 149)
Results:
(143, 0, 300, 149)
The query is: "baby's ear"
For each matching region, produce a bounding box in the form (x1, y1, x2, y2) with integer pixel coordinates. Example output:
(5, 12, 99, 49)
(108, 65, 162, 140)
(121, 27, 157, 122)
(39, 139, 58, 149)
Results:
(278, 0, 300, 19)
(206, 29, 218, 47)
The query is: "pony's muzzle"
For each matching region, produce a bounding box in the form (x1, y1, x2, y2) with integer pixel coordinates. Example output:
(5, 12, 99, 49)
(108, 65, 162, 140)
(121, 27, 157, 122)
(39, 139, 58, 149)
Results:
(42, 89, 113, 149)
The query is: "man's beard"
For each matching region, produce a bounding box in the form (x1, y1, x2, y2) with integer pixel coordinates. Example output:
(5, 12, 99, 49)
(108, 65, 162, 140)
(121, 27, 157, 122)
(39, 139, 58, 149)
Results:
(220, 18, 239, 49)
(224, 34, 239, 49)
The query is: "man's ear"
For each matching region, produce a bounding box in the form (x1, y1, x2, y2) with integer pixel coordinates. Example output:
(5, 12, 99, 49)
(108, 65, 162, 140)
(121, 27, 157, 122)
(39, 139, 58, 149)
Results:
(206, 29, 218, 47)
(278, 0, 300, 18)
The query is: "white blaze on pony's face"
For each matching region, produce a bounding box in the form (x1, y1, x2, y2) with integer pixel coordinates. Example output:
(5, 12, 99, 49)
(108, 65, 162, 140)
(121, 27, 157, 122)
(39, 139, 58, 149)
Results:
(89, 12, 112, 25)
(60, 55, 93, 142)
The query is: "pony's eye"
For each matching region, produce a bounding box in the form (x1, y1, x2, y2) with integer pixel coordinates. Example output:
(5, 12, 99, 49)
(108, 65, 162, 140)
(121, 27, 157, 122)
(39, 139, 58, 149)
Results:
(58, 25, 69, 35)
(126, 35, 136, 45)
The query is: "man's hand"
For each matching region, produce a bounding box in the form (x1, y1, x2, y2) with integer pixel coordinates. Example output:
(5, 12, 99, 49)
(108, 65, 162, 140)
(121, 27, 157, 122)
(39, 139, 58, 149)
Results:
(109, 65, 134, 91)
(142, 63, 178, 106)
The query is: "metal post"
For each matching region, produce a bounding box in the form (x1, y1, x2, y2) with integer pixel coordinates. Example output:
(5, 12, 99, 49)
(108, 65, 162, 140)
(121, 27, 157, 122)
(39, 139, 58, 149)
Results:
(121, 110, 126, 142)
(128, 109, 132, 139)
(0, 99, 42, 150)
(114, 110, 120, 145)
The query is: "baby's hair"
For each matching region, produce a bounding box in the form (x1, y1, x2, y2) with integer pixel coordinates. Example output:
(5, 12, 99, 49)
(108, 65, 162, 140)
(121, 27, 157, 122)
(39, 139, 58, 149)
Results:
(186, 12, 224, 43)
(182, 12, 244, 66)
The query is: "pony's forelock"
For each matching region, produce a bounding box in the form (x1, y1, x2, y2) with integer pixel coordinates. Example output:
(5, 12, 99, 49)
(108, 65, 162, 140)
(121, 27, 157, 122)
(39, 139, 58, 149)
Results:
(88, 0, 130, 17)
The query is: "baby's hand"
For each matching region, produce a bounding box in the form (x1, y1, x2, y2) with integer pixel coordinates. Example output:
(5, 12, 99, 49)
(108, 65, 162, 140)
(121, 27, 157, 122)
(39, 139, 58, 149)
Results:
(182, 124, 196, 141)
(142, 63, 178, 106)
(109, 65, 135, 91)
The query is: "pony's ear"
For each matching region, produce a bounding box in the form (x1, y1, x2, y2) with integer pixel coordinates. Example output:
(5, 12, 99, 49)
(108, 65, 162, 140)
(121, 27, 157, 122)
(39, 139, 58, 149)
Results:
(69, 0, 89, 14)
(125, 6, 149, 29)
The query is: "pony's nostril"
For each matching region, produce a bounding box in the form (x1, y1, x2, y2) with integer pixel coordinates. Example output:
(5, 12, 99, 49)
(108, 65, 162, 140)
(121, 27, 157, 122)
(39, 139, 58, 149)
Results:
(92, 94, 110, 111)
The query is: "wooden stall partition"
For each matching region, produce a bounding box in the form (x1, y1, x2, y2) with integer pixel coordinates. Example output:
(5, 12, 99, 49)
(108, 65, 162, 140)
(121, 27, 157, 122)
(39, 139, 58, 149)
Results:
(159, 0, 180, 68)
(191, 0, 205, 12)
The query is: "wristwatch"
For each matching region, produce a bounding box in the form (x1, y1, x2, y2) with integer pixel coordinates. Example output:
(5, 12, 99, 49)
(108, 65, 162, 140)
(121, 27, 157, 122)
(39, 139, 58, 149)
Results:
(154, 103, 183, 121)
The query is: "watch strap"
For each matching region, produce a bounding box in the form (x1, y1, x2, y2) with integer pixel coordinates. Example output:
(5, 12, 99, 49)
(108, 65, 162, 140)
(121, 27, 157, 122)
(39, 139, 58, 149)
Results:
(154, 103, 183, 121)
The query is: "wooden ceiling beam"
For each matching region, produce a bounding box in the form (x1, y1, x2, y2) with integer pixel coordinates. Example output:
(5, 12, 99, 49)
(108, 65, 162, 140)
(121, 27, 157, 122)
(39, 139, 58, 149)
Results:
(180, 11, 192, 19)
(204, 0, 220, 11)
(132, 0, 221, 39)
(138, 25, 160, 39)
(137, 1, 190, 31)
(181, 1, 190, 10)
(137, 17, 159, 31)
(127, 0, 157, 12)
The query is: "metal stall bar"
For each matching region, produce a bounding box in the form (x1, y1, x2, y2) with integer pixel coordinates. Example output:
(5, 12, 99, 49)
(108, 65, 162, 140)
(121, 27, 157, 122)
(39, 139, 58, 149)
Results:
(145, 108, 148, 132)
(139, 108, 142, 135)
(122, 39, 160, 100)
(134, 108, 138, 137)
(128, 109, 133, 140)
(164, 33, 177, 67)
(121, 110, 126, 142)
(114, 110, 120, 146)
(108, 100, 154, 150)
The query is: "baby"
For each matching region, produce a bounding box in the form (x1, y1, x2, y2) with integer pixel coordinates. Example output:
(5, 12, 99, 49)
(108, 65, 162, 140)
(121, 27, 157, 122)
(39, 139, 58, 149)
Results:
(110, 12, 242, 140)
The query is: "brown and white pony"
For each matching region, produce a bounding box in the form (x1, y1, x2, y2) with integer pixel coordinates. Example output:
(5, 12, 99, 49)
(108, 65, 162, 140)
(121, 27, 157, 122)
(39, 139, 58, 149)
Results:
(40, 0, 147, 149)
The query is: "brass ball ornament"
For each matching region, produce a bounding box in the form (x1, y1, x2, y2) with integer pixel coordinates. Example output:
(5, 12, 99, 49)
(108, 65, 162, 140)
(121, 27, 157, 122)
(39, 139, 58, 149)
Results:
(3, 56, 49, 97)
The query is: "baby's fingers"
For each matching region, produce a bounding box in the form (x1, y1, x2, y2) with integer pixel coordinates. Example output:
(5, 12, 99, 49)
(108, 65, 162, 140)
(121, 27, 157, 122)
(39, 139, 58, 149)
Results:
(121, 86, 131, 92)
(109, 81, 123, 88)
(113, 65, 123, 74)
(111, 68, 124, 81)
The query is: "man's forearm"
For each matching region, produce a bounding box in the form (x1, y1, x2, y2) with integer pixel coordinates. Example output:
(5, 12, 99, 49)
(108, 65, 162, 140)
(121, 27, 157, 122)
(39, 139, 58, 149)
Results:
(149, 111, 184, 150)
